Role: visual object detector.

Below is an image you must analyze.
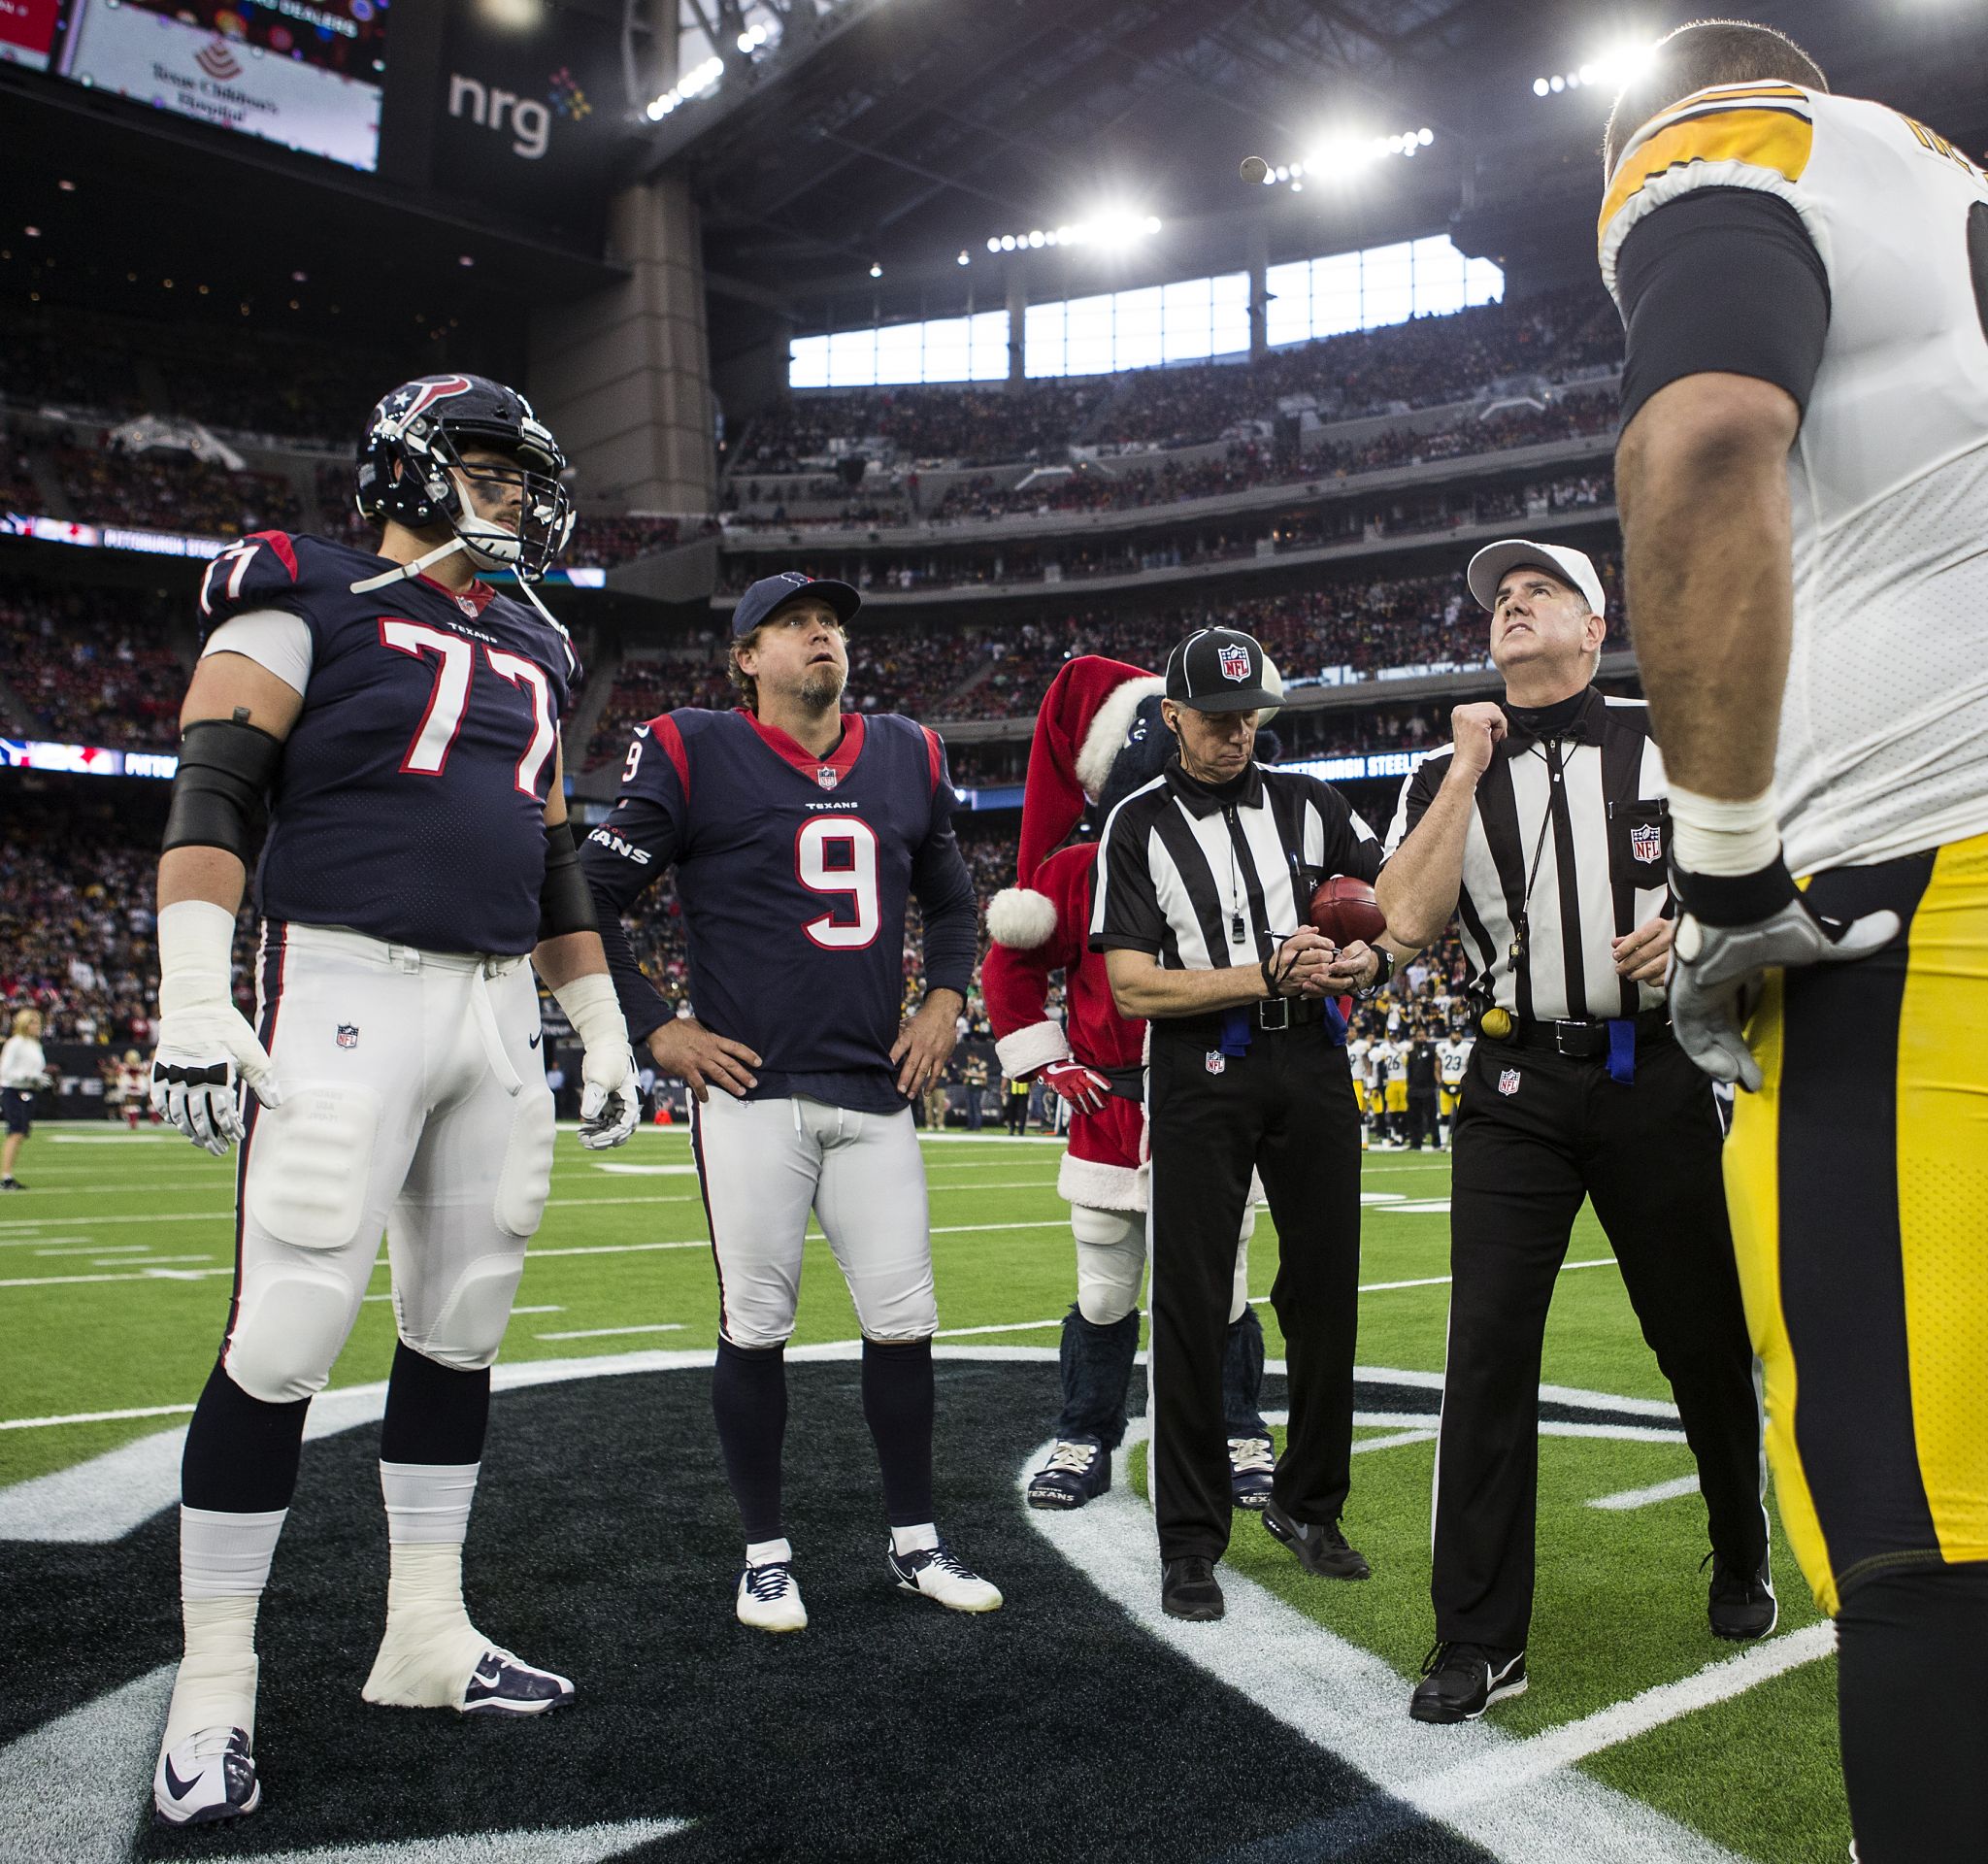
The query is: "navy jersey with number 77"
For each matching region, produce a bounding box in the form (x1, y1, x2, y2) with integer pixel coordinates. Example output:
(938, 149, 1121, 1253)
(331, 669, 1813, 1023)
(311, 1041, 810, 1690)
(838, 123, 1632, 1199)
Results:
(580, 707, 978, 1115)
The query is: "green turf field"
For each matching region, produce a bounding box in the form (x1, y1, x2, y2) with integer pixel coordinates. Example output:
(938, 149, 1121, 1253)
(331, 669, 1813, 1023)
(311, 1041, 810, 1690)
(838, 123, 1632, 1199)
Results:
(0, 1120, 1848, 1862)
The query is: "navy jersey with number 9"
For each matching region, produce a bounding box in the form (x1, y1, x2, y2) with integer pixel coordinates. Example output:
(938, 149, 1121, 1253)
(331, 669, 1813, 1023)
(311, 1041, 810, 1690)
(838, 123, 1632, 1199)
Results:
(197, 531, 578, 954)
(580, 707, 978, 1115)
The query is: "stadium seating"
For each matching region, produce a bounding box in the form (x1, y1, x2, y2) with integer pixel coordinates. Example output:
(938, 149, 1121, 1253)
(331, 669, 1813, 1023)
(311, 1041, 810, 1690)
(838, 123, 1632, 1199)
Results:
(2, 585, 186, 748)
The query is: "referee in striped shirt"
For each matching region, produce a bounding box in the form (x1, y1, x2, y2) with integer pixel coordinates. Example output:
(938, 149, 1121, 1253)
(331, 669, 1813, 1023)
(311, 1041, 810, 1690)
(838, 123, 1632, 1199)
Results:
(1376, 540, 1771, 1723)
(1092, 626, 1395, 1621)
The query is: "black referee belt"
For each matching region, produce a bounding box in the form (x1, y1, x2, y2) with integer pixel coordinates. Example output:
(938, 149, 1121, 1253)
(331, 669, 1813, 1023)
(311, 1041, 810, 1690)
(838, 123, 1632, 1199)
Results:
(1480, 1007, 1672, 1058)
(1161, 997, 1333, 1045)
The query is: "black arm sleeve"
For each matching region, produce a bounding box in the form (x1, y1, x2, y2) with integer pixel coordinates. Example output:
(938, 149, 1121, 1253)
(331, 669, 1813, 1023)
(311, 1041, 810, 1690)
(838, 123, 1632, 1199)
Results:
(578, 800, 680, 1047)
(911, 782, 978, 1001)
(536, 820, 598, 942)
(1617, 187, 1830, 430)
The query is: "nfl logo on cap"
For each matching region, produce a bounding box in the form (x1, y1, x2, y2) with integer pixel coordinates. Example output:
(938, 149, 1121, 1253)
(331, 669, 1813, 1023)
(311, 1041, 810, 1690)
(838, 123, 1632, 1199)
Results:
(1631, 821, 1663, 865)
(1217, 643, 1251, 683)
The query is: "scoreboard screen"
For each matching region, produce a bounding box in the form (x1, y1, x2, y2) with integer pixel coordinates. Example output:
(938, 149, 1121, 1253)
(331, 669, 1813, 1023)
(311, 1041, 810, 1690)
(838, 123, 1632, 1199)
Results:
(41, 0, 390, 170)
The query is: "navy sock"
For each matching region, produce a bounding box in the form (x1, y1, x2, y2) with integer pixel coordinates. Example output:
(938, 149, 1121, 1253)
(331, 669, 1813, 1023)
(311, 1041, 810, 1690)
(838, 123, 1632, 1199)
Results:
(1222, 1305, 1270, 1439)
(380, 1340, 491, 1466)
(181, 1357, 311, 1514)
(1052, 1306, 1142, 1448)
(712, 1338, 787, 1542)
(861, 1337, 935, 1529)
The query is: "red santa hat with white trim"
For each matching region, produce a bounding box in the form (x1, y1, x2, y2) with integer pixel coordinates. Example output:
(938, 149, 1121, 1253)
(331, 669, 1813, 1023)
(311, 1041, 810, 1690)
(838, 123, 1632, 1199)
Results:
(985, 655, 1166, 951)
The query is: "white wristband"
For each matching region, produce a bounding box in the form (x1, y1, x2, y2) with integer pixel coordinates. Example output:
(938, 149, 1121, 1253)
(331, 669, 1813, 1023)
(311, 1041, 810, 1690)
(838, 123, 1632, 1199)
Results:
(1666, 783, 1781, 878)
(552, 970, 627, 1053)
(157, 900, 240, 1016)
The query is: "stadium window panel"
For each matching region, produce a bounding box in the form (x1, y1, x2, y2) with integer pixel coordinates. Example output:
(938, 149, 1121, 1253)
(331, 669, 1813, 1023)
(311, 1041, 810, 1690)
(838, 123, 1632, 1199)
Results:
(1113, 285, 1164, 371)
(789, 335, 830, 388)
(873, 321, 924, 385)
(1465, 255, 1504, 306)
(920, 316, 972, 383)
(1410, 235, 1467, 318)
(1024, 301, 1066, 378)
(1360, 241, 1414, 330)
(826, 328, 877, 387)
(969, 310, 1010, 382)
(1160, 276, 1213, 362)
(1064, 294, 1115, 377)
(1210, 272, 1250, 355)
(1265, 260, 1310, 348)
(1311, 251, 1363, 338)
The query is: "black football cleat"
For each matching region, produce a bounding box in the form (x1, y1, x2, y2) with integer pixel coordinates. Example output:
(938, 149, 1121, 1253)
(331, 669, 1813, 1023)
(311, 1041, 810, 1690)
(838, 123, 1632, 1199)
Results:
(1409, 1643, 1528, 1723)
(1706, 1550, 1778, 1641)
(1161, 1556, 1225, 1621)
(1262, 1498, 1371, 1579)
(1027, 1437, 1110, 1510)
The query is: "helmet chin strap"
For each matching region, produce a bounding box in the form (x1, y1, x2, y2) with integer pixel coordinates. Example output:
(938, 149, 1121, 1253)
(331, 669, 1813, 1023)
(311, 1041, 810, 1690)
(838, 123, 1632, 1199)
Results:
(348, 534, 470, 594)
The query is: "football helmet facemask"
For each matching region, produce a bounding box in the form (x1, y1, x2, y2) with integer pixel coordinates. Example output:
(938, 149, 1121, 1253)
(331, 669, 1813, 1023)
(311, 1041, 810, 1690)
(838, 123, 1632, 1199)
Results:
(356, 375, 576, 581)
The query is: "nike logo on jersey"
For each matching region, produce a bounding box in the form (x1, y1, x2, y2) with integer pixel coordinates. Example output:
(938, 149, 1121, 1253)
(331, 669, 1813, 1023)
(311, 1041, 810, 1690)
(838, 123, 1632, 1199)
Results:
(529, 1032, 543, 1048)
(633, 723, 650, 738)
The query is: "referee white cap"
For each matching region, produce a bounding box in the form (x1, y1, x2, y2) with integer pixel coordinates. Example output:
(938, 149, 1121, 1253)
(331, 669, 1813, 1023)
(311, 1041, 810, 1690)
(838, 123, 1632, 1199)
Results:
(1467, 539, 1606, 618)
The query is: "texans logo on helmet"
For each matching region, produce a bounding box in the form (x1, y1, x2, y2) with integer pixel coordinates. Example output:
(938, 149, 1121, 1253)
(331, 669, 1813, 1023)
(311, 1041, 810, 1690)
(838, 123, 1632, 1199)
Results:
(1217, 644, 1251, 683)
(382, 375, 475, 429)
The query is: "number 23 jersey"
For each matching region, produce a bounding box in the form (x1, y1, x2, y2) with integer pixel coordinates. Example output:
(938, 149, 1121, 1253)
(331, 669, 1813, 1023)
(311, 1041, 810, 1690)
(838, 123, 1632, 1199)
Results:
(580, 707, 978, 1115)
(197, 531, 577, 955)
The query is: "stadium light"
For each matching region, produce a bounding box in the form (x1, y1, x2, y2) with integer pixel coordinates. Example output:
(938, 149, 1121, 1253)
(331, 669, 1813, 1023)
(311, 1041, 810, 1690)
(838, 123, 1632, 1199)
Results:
(1531, 42, 1657, 101)
(1249, 129, 1433, 189)
(982, 210, 1161, 253)
(957, 250, 971, 265)
(646, 53, 723, 120)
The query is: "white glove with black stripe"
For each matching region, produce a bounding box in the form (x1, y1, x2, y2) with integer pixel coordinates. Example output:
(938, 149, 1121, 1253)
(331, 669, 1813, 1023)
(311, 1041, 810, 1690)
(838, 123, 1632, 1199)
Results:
(1668, 857, 1898, 1091)
(149, 900, 282, 1155)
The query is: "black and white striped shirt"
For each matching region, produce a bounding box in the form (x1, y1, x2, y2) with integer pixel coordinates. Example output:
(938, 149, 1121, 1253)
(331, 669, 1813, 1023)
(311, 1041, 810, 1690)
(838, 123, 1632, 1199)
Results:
(1382, 688, 1672, 1023)
(1091, 758, 1382, 974)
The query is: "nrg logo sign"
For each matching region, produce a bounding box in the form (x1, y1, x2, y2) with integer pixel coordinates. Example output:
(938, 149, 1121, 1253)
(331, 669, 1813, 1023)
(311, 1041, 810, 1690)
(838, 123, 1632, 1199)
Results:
(447, 67, 587, 160)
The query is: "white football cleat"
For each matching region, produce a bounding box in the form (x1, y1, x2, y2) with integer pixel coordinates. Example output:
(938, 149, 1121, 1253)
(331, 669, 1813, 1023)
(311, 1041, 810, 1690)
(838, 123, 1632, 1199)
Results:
(153, 1726, 259, 1827)
(737, 1559, 808, 1633)
(886, 1539, 1003, 1614)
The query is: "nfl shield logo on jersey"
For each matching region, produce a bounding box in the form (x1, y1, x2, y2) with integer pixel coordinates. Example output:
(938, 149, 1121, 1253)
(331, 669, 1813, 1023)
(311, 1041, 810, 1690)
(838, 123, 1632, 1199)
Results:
(1205, 1049, 1226, 1076)
(1497, 1067, 1520, 1097)
(815, 765, 840, 790)
(1217, 644, 1251, 683)
(1630, 821, 1664, 865)
(336, 1023, 359, 1050)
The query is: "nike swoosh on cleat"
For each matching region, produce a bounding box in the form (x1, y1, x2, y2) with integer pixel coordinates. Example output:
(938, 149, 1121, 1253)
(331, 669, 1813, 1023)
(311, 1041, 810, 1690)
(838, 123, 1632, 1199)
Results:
(472, 1666, 504, 1688)
(528, 1033, 542, 1049)
(162, 1757, 200, 1801)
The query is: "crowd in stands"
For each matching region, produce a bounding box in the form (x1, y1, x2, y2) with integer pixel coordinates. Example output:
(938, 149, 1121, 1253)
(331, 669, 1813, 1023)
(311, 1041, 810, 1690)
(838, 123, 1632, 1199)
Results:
(3, 584, 186, 748)
(52, 442, 303, 538)
(0, 438, 39, 514)
(731, 380, 1106, 475)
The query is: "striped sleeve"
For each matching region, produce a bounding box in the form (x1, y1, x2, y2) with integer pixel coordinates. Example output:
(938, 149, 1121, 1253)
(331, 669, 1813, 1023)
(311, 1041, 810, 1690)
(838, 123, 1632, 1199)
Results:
(1599, 83, 1822, 302)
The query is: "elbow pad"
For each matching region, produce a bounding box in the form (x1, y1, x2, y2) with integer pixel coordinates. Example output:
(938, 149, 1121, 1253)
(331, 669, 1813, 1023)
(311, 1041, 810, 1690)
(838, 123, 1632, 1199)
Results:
(161, 717, 283, 861)
(539, 820, 598, 941)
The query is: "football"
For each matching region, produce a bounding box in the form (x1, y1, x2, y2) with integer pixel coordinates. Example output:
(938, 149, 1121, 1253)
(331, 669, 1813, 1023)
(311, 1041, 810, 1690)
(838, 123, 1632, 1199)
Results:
(1307, 876, 1387, 947)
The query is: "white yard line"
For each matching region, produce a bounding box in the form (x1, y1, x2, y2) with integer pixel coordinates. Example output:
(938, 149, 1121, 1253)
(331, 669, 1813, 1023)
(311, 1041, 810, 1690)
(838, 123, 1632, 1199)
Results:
(535, 1323, 686, 1342)
(0, 1402, 196, 1433)
(1589, 1473, 1703, 1511)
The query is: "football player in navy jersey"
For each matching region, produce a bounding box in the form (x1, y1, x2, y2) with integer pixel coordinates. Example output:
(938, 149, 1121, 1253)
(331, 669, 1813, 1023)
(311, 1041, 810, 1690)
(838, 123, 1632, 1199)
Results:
(145, 376, 642, 1828)
(581, 570, 1002, 1631)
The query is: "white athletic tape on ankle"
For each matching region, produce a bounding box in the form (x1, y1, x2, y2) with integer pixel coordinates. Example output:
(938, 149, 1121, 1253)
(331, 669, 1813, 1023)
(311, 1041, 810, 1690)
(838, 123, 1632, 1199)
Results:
(180, 1505, 286, 1600)
(380, 1460, 480, 1546)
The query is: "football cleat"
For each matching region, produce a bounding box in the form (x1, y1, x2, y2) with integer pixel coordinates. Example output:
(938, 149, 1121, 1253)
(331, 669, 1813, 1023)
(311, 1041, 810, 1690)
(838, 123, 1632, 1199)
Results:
(1027, 1437, 1110, 1510)
(1262, 1498, 1371, 1579)
(458, 1648, 575, 1714)
(737, 1560, 808, 1634)
(1706, 1551, 1778, 1641)
(1409, 1642, 1527, 1723)
(1228, 1435, 1276, 1511)
(887, 1540, 1004, 1613)
(152, 1726, 259, 1828)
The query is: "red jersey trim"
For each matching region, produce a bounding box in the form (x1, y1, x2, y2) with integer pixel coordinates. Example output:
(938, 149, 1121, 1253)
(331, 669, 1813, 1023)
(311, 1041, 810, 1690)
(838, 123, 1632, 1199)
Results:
(415, 572, 496, 614)
(739, 708, 868, 783)
(247, 531, 299, 581)
(649, 714, 692, 800)
(920, 725, 944, 793)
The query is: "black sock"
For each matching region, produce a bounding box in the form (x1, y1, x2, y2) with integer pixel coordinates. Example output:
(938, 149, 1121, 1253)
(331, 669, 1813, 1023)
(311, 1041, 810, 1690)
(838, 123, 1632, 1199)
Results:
(1053, 1306, 1142, 1448)
(712, 1338, 787, 1542)
(380, 1340, 491, 1466)
(862, 1337, 935, 1529)
(1838, 1563, 1988, 1859)
(181, 1357, 311, 1514)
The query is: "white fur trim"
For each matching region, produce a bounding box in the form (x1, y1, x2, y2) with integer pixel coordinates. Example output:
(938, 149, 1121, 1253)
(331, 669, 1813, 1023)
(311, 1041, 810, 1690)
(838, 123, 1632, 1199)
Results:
(994, 1019, 1070, 1078)
(1075, 676, 1166, 802)
(987, 886, 1059, 950)
(1061, 1152, 1145, 1212)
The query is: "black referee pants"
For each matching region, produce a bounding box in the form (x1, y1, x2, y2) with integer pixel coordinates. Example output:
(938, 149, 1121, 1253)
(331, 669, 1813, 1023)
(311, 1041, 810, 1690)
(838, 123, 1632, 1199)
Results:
(1434, 1031, 1767, 1652)
(1147, 1018, 1363, 1564)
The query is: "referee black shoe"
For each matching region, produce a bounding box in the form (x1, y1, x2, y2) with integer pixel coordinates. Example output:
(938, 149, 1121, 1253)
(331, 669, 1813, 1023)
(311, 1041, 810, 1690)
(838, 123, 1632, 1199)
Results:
(1408, 1643, 1527, 1723)
(1261, 1498, 1371, 1580)
(1706, 1550, 1778, 1641)
(1161, 1556, 1225, 1621)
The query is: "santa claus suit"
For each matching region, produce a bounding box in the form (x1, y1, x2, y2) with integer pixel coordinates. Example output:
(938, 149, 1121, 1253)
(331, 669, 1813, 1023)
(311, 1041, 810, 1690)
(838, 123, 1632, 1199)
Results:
(984, 658, 1267, 1472)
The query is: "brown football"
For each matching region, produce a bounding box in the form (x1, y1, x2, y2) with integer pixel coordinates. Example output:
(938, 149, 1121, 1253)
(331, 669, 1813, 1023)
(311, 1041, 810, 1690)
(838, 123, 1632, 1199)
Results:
(1308, 875, 1387, 947)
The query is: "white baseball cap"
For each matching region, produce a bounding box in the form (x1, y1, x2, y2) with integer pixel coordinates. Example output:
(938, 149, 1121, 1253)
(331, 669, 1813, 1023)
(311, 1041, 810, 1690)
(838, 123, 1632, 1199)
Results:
(1466, 539, 1606, 618)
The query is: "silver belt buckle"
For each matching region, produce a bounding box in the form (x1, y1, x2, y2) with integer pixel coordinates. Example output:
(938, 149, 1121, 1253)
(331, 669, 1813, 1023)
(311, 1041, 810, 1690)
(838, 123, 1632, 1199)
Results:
(1259, 997, 1291, 1032)
(1553, 1020, 1585, 1056)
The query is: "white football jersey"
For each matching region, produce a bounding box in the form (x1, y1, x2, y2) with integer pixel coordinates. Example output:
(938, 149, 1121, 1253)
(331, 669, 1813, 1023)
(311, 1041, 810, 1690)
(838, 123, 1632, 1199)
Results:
(1602, 84, 1988, 875)
(1437, 1040, 1468, 1087)
(1384, 1044, 1408, 1082)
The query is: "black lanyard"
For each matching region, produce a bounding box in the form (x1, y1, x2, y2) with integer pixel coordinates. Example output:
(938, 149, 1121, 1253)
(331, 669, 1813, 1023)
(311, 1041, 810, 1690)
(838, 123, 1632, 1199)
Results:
(1508, 738, 1564, 969)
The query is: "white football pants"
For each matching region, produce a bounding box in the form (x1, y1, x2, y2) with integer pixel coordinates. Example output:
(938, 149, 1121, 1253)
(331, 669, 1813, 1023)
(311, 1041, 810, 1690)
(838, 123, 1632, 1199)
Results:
(691, 1092, 937, 1349)
(223, 922, 553, 1405)
(1074, 1203, 1255, 1327)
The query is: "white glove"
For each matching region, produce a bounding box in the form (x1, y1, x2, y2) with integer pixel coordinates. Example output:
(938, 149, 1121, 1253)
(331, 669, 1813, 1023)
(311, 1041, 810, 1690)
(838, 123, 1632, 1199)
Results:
(552, 971, 640, 1150)
(149, 900, 282, 1155)
(1670, 860, 1899, 1091)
